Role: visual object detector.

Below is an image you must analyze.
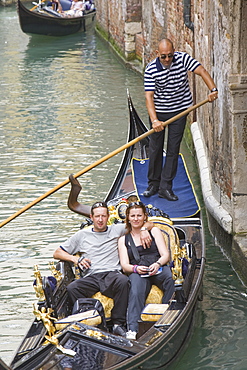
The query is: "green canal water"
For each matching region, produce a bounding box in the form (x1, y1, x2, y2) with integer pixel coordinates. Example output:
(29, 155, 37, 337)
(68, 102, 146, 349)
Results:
(0, 5, 246, 369)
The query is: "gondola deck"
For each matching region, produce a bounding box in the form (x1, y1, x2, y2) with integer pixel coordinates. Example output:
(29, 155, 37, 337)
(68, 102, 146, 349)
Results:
(132, 154, 200, 218)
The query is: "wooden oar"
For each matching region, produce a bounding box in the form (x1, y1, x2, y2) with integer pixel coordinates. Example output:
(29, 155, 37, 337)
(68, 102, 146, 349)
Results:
(30, 0, 46, 11)
(0, 98, 209, 228)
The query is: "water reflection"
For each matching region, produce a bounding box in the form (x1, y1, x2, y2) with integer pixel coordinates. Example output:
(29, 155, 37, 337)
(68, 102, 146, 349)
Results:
(0, 6, 148, 365)
(170, 220, 247, 370)
(0, 5, 247, 370)
(24, 32, 90, 59)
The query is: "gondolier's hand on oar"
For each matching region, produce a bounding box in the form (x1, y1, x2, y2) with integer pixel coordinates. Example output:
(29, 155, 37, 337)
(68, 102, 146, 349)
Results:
(208, 89, 218, 102)
(152, 119, 164, 132)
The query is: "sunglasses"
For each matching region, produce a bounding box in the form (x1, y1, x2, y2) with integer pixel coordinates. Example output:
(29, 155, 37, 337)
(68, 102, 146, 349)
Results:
(160, 54, 174, 59)
(91, 202, 108, 210)
(128, 201, 145, 208)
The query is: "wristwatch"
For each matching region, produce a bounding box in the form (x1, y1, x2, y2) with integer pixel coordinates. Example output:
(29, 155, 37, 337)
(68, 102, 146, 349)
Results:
(140, 226, 148, 231)
(211, 88, 218, 92)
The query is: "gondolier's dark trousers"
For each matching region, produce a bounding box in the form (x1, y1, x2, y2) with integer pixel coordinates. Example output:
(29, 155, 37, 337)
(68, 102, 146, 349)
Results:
(67, 271, 129, 326)
(148, 110, 188, 191)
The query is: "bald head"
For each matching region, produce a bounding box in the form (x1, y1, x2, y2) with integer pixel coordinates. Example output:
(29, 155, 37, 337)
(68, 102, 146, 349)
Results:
(158, 38, 174, 50)
(156, 39, 175, 68)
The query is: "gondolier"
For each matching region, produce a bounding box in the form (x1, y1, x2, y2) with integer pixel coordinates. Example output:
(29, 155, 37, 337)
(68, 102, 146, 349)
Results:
(143, 38, 218, 201)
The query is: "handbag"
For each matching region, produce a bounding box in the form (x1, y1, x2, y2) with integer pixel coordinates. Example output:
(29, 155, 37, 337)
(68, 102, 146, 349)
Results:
(72, 298, 107, 330)
(125, 233, 160, 267)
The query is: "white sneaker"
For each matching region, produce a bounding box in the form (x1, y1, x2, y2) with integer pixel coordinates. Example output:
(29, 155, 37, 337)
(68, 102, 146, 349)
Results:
(126, 330, 137, 340)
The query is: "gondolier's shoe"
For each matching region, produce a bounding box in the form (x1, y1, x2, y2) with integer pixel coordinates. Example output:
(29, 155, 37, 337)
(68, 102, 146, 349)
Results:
(126, 330, 137, 340)
(112, 324, 127, 337)
(143, 185, 159, 197)
(158, 189, 178, 201)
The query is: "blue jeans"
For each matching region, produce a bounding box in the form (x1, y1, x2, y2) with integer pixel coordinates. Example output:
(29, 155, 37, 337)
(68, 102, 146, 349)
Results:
(127, 266, 174, 332)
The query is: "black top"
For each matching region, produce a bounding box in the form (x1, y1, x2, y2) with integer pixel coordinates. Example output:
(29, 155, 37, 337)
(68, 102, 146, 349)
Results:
(125, 231, 160, 265)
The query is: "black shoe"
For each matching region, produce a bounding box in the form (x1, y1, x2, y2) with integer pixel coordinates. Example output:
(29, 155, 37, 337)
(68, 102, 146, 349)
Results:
(158, 189, 178, 201)
(112, 325, 126, 337)
(143, 185, 159, 197)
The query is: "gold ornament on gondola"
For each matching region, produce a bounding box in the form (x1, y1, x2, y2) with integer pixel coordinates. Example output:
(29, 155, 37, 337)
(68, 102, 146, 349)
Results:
(33, 303, 76, 357)
(149, 217, 189, 283)
(33, 265, 45, 301)
(108, 196, 139, 224)
(171, 244, 185, 285)
(33, 303, 57, 338)
(108, 199, 129, 224)
(107, 204, 119, 224)
(49, 261, 62, 283)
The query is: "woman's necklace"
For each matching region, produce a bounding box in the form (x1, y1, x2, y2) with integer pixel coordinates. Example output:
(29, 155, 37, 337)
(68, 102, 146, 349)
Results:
(131, 230, 141, 238)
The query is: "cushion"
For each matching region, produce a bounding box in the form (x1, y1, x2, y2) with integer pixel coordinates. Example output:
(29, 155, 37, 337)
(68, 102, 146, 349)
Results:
(141, 304, 169, 322)
(92, 292, 114, 320)
(92, 285, 163, 320)
(55, 309, 101, 331)
(145, 285, 163, 304)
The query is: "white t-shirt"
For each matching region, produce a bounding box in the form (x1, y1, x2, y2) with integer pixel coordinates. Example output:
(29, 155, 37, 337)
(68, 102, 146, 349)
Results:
(60, 223, 126, 276)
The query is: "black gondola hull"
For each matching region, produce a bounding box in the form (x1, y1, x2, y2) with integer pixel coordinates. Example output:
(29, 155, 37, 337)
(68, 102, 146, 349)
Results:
(10, 95, 205, 369)
(17, 0, 96, 36)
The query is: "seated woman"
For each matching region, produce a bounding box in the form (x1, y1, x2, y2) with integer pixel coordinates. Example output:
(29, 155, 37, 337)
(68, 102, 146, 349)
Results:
(66, 0, 85, 17)
(118, 201, 174, 340)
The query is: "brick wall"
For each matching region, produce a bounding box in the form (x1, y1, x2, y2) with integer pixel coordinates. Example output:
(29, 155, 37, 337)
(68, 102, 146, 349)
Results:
(194, 0, 234, 211)
(94, 0, 109, 35)
(135, 33, 143, 60)
(126, 0, 142, 22)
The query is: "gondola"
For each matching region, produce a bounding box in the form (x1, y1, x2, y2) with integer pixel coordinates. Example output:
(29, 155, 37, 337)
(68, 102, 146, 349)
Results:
(17, 0, 96, 36)
(9, 94, 205, 369)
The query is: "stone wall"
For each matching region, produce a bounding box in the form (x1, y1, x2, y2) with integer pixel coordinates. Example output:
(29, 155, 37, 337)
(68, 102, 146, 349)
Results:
(95, 0, 247, 283)
(193, 1, 247, 252)
(195, 1, 232, 209)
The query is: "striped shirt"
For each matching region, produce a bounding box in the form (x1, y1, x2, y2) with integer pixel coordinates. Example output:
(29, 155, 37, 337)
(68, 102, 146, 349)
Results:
(144, 52, 201, 113)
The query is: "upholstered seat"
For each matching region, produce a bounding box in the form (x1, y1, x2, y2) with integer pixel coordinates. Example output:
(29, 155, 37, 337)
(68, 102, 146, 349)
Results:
(92, 285, 163, 320)
(59, 0, 72, 11)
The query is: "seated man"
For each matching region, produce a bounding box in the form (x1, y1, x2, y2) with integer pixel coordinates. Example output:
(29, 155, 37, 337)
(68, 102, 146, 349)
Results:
(53, 201, 153, 337)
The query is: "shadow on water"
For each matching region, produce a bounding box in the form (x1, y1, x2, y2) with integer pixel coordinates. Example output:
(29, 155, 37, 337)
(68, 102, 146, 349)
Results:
(23, 29, 97, 61)
(170, 141, 247, 370)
